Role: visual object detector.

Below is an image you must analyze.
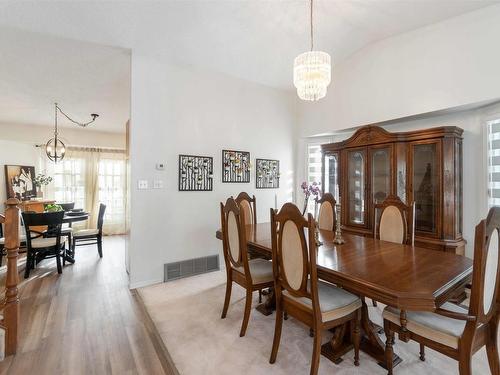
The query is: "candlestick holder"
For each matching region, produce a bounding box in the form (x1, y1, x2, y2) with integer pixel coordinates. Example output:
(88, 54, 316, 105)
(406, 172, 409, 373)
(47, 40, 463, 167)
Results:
(333, 203, 345, 245)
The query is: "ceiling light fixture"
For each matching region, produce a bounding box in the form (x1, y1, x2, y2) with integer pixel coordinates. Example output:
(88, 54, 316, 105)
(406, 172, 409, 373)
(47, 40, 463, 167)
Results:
(293, 0, 331, 101)
(46, 103, 99, 163)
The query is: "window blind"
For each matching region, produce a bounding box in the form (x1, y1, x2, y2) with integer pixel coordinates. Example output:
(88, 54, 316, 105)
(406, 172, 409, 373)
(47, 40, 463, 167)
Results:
(488, 119, 500, 207)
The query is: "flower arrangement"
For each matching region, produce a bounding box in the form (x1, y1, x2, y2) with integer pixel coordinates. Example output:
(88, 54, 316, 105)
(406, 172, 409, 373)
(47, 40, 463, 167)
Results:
(33, 173, 53, 187)
(301, 181, 321, 215)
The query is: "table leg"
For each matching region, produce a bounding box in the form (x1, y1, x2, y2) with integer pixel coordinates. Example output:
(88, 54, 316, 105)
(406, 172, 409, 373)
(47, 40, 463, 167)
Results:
(319, 300, 402, 368)
(255, 288, 275, 316)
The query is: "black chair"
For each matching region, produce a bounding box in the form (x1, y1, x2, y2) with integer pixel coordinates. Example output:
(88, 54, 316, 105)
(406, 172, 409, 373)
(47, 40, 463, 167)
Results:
(56, 202, 76, 254)
(58, 202, 75, 212)
(72, 204, 106, 258)
(22, 211, 66, 278)
(0, 217, 28, 267)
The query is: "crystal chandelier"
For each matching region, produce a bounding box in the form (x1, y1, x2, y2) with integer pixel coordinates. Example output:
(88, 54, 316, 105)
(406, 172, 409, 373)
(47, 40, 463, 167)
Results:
(293, 0, 331, 101)
(46, 103, 99, 163)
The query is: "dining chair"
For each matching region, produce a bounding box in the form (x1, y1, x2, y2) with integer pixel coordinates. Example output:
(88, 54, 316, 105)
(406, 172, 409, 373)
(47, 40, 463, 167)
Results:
(383, 206, 500, 375)
(374, 194, 415, 246)
(0, 220, 27, 267)
(22, 211, 66, 278)
(220, 197, 274, 337)
(72, 203, 106, 258)
(235, 192, 257, 226)
(57, 202, 76, 253)
(269, 203, 362, 375)
(315, 192, 336, 231)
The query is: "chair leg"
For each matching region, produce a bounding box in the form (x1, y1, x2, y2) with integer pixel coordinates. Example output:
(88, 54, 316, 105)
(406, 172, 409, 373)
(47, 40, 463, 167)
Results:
(270, 298, 283, 364)
(384, 320, 395, 375)
(419, 343, 425, 361)
(458, 355, 472, 375)
(0, 246, 3, 267)
(55, 251, 62, 274)
(97, 237, 103, 258)
(309, 328, 314, 337)
(353, 311, 361, 366)
(221, 278, 232, 319)
(258, 290, 262, 303)
(284, 311, 288, 320)
(486, 320, 500, 375)
(239, 289, 253, 337)
(310, 325, 322, 375)
(24, 253, 32, 279)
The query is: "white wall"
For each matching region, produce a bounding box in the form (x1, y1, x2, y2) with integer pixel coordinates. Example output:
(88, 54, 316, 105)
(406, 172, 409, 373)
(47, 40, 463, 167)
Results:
(129, 58, 296, 288)
(297, 4, 500, 137)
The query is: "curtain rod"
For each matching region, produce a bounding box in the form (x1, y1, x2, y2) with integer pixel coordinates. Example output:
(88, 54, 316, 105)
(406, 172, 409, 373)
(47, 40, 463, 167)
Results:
(35, 144, 126, 154)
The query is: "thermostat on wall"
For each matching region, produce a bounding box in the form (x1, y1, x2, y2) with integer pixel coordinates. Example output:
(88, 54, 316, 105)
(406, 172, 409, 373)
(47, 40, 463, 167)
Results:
(156, 163, 165, 170)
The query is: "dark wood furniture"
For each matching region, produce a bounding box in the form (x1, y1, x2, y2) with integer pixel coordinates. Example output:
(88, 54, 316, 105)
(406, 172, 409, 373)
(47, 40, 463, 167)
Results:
(58, 202, 75, 212)
(315, 192, 336, 231)
(235, 192, 257, 226)
(72, 204, 105, 258)
(322, 125, 464, 255)
(216, 222, 473, 367)
(383, 207, 500, 375)
(269, 204, 361, 375)
(219, 198, 274, 337)
(22, 210, 66, 278)
(374, 194, 414, 246)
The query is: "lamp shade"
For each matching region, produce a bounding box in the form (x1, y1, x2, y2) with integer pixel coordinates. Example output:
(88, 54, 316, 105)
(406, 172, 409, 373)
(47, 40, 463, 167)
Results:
(293, 51, 331, 101)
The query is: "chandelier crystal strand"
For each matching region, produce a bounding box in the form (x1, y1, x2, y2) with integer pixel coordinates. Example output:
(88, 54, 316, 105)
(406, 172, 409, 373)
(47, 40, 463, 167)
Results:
(293, 0, 331, 101)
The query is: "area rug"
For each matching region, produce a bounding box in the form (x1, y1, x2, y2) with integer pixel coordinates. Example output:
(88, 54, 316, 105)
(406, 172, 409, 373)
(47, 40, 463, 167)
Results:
(138, 271, 494, 375)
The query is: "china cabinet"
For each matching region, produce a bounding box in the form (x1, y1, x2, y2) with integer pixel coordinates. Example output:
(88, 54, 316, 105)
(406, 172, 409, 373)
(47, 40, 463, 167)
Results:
(322, 125, 465, 255)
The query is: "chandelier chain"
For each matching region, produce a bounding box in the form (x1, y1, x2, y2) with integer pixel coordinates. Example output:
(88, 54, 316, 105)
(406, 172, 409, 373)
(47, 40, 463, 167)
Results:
(56, 103, 97, 128)
(310, 0, 314, 51)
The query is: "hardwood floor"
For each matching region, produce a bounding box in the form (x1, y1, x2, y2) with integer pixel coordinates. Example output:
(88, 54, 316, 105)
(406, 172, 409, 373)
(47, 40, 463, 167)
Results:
(0, 236, 175, 375)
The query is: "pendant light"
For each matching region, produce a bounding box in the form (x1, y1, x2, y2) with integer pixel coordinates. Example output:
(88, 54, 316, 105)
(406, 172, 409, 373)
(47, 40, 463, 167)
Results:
(293, 0, 331, 101)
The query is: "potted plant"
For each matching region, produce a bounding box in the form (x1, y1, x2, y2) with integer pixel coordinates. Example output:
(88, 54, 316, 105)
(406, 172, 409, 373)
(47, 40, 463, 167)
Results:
(33, 173, 53, 198)
(300, 181, 321, 215)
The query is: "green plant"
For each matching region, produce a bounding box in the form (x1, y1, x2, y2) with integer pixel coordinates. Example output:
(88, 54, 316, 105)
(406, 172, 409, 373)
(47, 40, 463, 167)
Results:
(45, 204, 63, 212)
(33, 173, 53, 187)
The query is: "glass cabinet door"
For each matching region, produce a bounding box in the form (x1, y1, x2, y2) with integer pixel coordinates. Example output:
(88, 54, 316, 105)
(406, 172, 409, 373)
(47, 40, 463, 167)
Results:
(324, 153, 340, 201)
(347, 149, 366, 225)
(412, 143, 439, 234)
(371, 147, 391, 204)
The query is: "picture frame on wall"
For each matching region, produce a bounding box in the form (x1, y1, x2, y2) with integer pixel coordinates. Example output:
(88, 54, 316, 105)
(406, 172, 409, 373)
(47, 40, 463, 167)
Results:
(178, 155, 214, 191)
(256, 159, 280, 189)
(4, 165, 36, 200)
(222, 150, 251, 183)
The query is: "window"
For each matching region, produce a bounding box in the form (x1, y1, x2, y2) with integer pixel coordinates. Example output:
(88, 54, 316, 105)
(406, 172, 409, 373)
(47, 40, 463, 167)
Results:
(487, 118, 500, 207)
(306, 144, 323, 213)
(98, 158, 126, 233)
(52, 158, 86, 209)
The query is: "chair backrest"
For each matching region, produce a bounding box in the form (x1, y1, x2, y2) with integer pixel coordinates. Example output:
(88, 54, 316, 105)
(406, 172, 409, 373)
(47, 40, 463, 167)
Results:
(315, 192, 336, 231)
(58, 202, 75, 211)
(468, 207, 500, 324)
(271, 203, 321, 317)
(235, 192, 257, 226)
(220, 197, 251, 279)
(374, 195, 414, 245)
(97, 204, 106, 233)
(22, 211, 64, 249)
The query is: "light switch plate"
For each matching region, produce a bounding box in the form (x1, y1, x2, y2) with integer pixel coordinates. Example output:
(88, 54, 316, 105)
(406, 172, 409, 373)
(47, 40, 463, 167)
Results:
(153, 180, 163, 189)
(137, 180, 148, 189)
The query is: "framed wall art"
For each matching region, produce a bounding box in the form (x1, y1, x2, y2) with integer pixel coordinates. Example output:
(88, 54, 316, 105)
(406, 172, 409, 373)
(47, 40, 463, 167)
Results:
(256, 159, 280, 189)
(222, 150, 250, 183)
(178, 155, 214, 191)
(4, 165, 36, 200)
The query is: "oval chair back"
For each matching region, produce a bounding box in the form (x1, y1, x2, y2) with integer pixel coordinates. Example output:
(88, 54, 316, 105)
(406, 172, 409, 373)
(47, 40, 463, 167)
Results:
(271, 203, 320, 317)
(315, 193, 336, 231)
(374, 195, 414, 245)
(235, 192, 257, 227)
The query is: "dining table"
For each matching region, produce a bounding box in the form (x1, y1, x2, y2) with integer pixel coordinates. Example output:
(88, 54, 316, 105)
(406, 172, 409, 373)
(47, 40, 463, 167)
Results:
(215, 222, 473, 368)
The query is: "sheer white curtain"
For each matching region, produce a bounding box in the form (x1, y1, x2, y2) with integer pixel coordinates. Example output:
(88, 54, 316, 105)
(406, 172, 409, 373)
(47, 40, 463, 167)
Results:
(45, 147, 127, 235)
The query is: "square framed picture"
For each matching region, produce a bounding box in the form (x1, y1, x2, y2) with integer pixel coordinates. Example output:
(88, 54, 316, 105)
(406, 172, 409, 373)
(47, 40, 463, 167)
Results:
(4, 165, 36, 200)
(222, 150, 250, 183)
(256, 159, 280, 189)
(178, 155, 214, 191)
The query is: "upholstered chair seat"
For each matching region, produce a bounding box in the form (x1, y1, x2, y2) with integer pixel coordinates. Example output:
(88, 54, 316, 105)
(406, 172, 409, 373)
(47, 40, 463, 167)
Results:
(236, 258, 273, 284)
(284, 280, 362, 321)
(61, 227, 73, 234)
(73, 228, 99, 237)
(0, 234, 26, 245)
(31, 237, 66, 249)
(383, 302, 470, 349)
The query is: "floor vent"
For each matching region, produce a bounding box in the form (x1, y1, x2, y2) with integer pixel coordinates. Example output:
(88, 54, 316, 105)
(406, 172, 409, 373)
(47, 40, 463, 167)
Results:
(164, 255, 219, 282)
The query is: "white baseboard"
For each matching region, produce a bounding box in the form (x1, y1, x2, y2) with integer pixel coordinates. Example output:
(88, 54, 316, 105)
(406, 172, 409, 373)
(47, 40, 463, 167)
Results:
(129, 277, 164, 290)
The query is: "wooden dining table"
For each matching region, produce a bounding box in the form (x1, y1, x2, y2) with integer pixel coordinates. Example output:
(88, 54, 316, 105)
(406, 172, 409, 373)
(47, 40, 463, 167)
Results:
(215, 222, 473, 368)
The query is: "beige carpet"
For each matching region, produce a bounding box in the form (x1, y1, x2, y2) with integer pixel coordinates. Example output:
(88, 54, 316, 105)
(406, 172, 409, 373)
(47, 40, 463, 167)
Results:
(138, 271, 495, 375)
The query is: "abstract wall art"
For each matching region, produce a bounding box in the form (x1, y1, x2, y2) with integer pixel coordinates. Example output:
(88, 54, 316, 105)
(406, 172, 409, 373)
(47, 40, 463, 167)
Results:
(222, 150, 250, 183)
(178, 155, 214, 191)
(256, 159, 280, 189)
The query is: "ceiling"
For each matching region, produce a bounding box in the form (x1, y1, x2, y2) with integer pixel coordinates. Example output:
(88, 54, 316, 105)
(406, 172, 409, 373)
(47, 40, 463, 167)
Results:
(0, 1, 496, 132)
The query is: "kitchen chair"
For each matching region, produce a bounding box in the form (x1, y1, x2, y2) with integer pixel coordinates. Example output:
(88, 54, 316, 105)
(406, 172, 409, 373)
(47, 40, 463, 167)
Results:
(220, 197, 274, 337)
(22, 211, 65, 278)
(269, 203, 362, 375)
(72, 203, 106, 258)
(374, 194, 415, 246)
(383, 206, 500, 375)
(315, 192, 336, 231)
(235, 192, 257, 226)
(57, 202, 76, 254)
